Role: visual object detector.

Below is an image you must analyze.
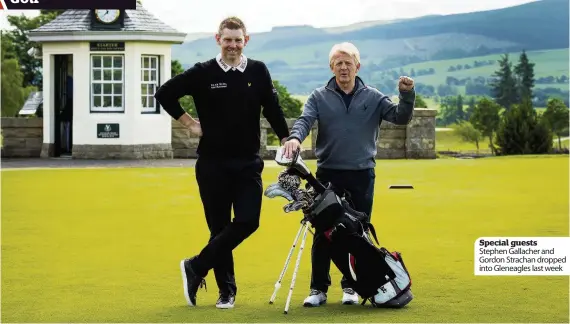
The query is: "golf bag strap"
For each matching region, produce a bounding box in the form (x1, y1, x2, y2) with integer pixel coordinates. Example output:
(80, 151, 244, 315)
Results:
(367, 223, 380, 245)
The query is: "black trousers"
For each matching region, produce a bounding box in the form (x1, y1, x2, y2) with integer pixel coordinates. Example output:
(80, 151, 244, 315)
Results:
(189, 155, 264, 296)
(310, 167, 375, 293)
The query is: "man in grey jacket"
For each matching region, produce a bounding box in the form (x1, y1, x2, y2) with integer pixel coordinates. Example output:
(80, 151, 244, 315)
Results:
(282, 42, 415, 307)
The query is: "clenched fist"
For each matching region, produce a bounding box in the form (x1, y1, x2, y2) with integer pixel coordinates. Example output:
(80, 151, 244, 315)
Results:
(398, 76, 414, 92)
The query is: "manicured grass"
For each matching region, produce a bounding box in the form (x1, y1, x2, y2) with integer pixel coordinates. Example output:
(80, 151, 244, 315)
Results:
(2, 156, 569, 323)
(435, 128, 569, 153)
(435, 128, 492, 153)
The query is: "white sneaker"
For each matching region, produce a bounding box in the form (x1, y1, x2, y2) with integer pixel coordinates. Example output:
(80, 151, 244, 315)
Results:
(341, 288, 359, 305)
(303, 289, 327, 307)
(216, 294, 235, 309)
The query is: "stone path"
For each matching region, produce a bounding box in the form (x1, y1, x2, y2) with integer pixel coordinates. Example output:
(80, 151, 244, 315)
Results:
(1, 158, 198, 170)
(0, 158, 282, 170)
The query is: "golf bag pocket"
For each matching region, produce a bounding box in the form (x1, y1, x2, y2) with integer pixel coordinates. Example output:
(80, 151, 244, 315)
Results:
(306, 188, 345, 231)
(374, 281, 398, 303)
(370, 250, 413, 308)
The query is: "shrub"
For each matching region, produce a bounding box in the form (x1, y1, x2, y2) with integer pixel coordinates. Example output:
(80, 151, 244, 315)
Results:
(495, 97, 553, 155)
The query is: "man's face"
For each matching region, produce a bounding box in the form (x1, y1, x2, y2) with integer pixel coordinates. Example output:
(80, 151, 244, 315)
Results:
(216, 28, 249, 61)
(330, 52, 360, 84)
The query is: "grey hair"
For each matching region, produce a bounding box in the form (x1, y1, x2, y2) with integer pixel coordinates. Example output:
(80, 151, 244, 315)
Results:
(329, 42, 361, 67)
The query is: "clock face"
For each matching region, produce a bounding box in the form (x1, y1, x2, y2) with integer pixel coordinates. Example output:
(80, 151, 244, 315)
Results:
(95, 9, 120, 24)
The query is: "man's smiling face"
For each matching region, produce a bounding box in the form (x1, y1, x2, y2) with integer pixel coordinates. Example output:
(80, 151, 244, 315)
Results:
(216, 28, 249, 62)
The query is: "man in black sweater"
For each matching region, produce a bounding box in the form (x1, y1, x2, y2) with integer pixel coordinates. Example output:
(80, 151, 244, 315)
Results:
(154, 17, 290, 309)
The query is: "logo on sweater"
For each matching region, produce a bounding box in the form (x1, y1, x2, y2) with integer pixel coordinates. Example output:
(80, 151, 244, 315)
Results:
(211, 82, 227, 89)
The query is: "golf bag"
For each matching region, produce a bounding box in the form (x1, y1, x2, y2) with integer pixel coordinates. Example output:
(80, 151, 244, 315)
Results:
(304, 186, 414, 308)
(267, 147, 414, 309)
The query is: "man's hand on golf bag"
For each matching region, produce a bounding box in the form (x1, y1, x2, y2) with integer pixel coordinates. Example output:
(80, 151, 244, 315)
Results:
(282, 138, 301, 158)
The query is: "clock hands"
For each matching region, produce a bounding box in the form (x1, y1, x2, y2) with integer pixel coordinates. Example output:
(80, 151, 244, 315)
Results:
(96, 9, 119, 23)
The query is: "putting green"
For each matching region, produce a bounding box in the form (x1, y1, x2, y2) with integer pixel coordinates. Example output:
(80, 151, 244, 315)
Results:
(1, 155, 568, 323)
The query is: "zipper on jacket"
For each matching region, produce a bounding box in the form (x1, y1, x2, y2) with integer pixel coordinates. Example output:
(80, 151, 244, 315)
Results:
(325, 86, 366, 114)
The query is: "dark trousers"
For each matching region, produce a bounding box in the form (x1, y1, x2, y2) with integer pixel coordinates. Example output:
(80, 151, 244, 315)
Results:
(310, 167, 375, 293)
(190, 155, 264, 296)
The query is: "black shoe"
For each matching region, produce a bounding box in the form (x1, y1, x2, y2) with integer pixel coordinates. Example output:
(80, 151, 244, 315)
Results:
(180, 258, 206, 306)
(216, 293, 235, 309)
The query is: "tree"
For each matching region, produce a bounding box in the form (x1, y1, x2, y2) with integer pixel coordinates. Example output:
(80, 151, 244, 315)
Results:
(490, 54, 518, 110)
(542, 98, 569, 150)
(4, 10, 64, 87)
(456, 94, 464, 121)
(436, 95, 466, 126)
(1, 31, 32, 117)
(514, 50, 535, 101)
(171, 59, 184, 76)
(263, 81, 303, 145)
(452, 121, 483, 152)
(495, 97, 552, 155)
(1, 58, 27, 117)
(415, 94, 427, 108)
(1, 31, 16, 60)
(271, 80, 302, 118)
(469, 97, 501, 154)
(167, 59, 198, 116)
(436, 97, 458, 126)
(180, 96, 197, 117)
(465, 97, 476, 120)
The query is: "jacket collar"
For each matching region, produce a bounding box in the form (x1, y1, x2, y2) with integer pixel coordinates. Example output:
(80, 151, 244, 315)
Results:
(326, 76, 366, 93)
(216, 53, 248, 72)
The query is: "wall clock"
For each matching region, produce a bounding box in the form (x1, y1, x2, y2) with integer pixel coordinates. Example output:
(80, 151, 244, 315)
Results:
(95, 9, 121, 24)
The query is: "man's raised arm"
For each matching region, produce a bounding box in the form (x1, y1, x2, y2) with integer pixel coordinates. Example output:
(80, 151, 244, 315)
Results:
(379, 76, 416, 126)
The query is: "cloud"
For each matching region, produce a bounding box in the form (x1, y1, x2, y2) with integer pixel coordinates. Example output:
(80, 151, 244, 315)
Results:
(1, 10, 40, 30)
(0, 0, 538, 33)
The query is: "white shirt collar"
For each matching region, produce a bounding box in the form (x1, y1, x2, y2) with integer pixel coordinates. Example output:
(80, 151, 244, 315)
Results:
(216, 53, 248, 72)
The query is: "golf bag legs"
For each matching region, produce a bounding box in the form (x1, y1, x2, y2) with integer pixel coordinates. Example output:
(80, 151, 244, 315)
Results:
(269, 222, 304, 304)
(269, 221, 310, 314)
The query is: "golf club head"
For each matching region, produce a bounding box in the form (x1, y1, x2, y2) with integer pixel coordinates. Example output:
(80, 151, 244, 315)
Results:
(277, 170, 301, 192)
(264, 183, 294, 202)
(275, 146, 311, 178)
(283, 200, 305, 213)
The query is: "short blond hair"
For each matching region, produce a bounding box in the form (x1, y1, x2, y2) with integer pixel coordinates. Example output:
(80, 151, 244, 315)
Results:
(218, 16, 247, 35)
(329, 42, 361, 67)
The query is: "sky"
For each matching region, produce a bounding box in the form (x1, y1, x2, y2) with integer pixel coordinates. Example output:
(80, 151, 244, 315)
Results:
(0, 0, 538, 33)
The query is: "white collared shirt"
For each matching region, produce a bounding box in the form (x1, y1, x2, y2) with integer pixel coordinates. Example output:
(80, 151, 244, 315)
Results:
(216, 53, 248, 72)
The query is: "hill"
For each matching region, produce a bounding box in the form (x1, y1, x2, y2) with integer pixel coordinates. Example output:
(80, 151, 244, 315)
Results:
(172, 0, 569, 95)
(376, 48, 569, 106)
